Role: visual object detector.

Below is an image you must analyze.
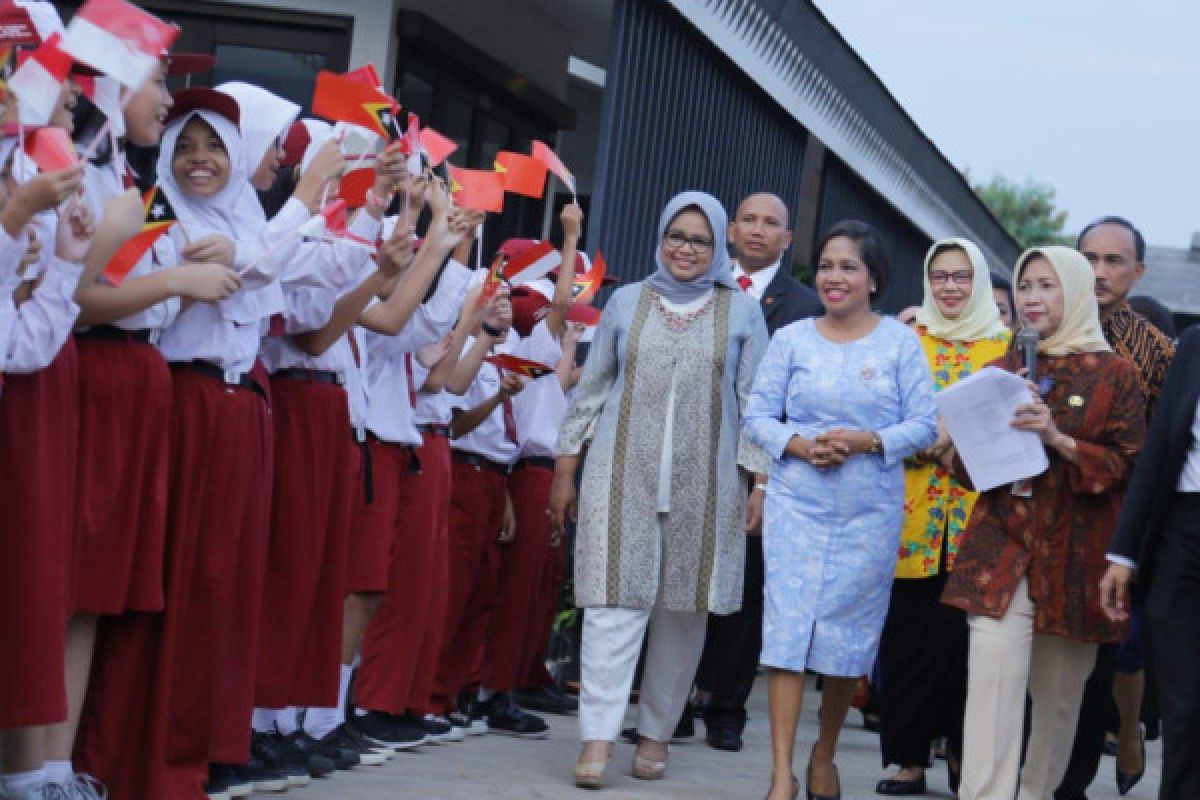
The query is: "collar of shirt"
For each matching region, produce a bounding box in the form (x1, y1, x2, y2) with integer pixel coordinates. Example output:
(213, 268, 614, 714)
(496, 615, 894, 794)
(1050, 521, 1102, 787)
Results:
(732, 259, 781, 301)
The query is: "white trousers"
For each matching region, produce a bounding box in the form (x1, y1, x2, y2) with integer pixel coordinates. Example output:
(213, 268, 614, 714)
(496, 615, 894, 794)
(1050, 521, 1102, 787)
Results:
(578, 604, 708, 742)
(959, 579, 1098, 800)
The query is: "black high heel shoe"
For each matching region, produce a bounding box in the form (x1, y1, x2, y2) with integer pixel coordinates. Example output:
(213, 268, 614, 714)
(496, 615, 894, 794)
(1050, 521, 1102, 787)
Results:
(875, 772, 926, 796)
(1115, 731, 1145, 796)
(806, 762, 841, 800)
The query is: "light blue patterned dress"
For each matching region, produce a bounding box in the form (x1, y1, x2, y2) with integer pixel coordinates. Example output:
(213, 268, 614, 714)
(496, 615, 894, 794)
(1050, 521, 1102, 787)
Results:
(743, 316, 937, 676)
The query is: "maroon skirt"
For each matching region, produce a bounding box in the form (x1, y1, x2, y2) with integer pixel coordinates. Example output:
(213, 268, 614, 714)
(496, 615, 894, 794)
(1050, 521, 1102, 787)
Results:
(345, 438, 411, 594)
(0, 341, 78, 727)
(254, 375, 353, 709)
(73, 336, 172, 615)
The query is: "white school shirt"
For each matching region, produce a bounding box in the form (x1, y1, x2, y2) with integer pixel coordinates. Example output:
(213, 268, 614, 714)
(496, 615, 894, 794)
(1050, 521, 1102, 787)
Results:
(731, 259, 779, 302)
(0, 227, 83, 373)
(363, 260, 473, 445)
(81, 158, 181, 333)
(452, 321, 561, 465)
(513, 323, 566, 459)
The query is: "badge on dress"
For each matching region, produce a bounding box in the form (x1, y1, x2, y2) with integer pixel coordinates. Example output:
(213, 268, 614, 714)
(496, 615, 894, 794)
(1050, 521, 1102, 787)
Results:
(860, 366, 876, 381)
(1068, 394, 1084, 407)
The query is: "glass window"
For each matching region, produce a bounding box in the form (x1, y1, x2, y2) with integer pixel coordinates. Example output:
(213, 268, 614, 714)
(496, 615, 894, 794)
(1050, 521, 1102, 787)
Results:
(395, 71, 434, 124)
(443, 94, 474, 160)
(211, 44, 327, 110)
(478, 114, 510, 170)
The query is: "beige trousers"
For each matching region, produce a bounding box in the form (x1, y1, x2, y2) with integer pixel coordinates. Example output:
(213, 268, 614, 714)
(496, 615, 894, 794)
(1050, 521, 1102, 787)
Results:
(959, 579, 1098, 800)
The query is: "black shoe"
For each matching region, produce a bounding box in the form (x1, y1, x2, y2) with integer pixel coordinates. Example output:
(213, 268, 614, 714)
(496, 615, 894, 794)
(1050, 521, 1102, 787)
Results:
(875, 775, 926, 796)
(706, 724, 744, 752)
(233, 756, 289, 794)
(204, 764, 232, 800)
(479, 693, 550, 738)
(284, 730, 339, 778)
(325, 723, 388, 765)
(419, 713, 466, 743)
(512, 686, 578, 715)
(310, 726, 361, 770)
(1116, 734, 1146, 796)
(252, 730, 310, 787)
(806, 762, 841, 800)
(347, 710, 428, 750)
(208, 763, 252, 798)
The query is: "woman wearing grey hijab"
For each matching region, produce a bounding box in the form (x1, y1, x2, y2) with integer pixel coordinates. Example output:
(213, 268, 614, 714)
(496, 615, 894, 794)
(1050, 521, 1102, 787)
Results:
(549, 191, 769, 788)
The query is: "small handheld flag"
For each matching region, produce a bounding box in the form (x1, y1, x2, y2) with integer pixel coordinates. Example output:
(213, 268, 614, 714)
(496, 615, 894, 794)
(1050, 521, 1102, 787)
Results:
(494, 151, 547, 199)
(419, 127, 457, 168)
(23, 126, 78, 173)
(448, 166, 504, 214)
(531, 140, 576, 196)
(9, 32, 72, 125)
(484, 353, 555, 380)
(501, 240, 560, 286)
(573, 250, 607, 303)
(59, 0, 178, 89)
(103, 185, 177, 285)
(312, 70, 399, 141)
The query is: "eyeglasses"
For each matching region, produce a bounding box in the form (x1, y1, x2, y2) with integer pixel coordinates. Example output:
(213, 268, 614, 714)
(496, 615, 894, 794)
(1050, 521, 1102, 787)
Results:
(929, 271, 973, 287)
(664, 231, 714, 254)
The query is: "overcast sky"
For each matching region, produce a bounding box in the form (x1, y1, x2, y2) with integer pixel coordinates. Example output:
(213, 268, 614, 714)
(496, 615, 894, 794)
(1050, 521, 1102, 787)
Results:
(812, 1, 1200, 247)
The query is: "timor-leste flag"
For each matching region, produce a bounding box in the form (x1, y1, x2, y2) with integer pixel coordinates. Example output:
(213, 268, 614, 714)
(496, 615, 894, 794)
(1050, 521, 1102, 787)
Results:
(448, 165, 505, 213)
(494, 151, 547, 199)
(531, 140, 575, 195)
(484, 353, 555, 380)
(573, 250, 607, 303)
(103, 185, 176, 286)
(312, 70, 399, 141)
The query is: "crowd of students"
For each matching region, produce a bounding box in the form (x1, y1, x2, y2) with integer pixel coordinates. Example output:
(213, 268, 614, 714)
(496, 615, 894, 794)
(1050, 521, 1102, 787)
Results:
(0, 5, 593, 798)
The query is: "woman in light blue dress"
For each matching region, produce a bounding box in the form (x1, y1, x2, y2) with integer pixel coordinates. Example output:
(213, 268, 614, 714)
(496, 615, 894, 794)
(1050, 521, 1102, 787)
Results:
(744, 221, 937, 800)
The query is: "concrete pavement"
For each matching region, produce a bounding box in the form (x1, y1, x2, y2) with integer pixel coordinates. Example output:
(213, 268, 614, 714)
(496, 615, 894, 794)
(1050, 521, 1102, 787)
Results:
(259, 679, 1161, 799)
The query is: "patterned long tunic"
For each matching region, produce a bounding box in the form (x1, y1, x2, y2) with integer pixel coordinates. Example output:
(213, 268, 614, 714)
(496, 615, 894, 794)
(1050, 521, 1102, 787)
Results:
(556, 283, 769, 613)
(896, 327, 1010, 578)
(743, 317, 938, 675)
(941, 351, 1146, 642)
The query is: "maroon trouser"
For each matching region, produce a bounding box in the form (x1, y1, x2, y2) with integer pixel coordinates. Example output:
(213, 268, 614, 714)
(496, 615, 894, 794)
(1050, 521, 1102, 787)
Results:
(482, 460, 556, 692)
(431, 455, 508, 713)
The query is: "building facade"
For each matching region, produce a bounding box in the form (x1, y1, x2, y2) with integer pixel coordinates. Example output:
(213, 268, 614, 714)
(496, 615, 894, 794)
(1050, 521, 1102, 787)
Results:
(54, 0, 1020, 310)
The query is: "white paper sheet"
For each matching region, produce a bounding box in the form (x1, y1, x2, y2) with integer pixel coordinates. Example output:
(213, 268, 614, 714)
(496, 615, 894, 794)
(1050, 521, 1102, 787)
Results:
(934, 366, 1049, 492)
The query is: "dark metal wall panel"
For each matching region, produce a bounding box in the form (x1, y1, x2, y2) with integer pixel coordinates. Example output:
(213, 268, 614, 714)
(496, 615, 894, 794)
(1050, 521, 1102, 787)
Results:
(589, 0, 808, 288)
(816, 156, 933, 312)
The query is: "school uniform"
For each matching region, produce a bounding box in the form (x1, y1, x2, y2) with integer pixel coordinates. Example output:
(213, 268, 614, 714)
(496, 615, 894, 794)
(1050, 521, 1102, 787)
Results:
(0, 223, 81, 730)
(483, 321, 564, 693)
(253, 218, 379, 711)
(431, 326, 550, 712)
(354, 260, 474, 716)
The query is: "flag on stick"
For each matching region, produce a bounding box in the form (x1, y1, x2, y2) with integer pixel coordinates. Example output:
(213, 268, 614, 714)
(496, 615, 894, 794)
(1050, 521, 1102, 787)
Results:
(501, 240, 560, 286)
(531, 140, 575, 196)
(494, 151, 547, 198)
(59, 0, 178, 88)
(9, 32, 72, 125)
(419, 126, 457, 167)
(573, 250, 607, 303)
(103, 185, 177, 285)
(448, 165, 504, 213)
(312, 70, 399, 141)
(484, 353, 555, 380)
(23, 126, 77, 172)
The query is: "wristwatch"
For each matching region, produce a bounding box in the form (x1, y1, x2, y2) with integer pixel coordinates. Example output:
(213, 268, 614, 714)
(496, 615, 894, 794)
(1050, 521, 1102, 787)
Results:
(868, 432, 883, 456)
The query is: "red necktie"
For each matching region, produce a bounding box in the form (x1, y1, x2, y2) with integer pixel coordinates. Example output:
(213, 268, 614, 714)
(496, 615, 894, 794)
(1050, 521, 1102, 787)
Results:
(122, 164, 137, 190)
(267, 313, 287, 337)
(502, 396, 519, 445)
(404, 353, 417, 408)
(347, 331, 361, 367)
(736, 275, 753, 292)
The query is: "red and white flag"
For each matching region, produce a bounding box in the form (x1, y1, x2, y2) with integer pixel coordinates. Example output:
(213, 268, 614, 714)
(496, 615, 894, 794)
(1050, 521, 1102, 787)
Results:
(60, 0, 178, 89)
(9, 31, 71, 125)
(501, 240, 561, 286)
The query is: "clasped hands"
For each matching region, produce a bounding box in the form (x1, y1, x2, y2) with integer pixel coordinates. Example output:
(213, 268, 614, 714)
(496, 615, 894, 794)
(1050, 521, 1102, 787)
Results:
(788, 428, 874, 469)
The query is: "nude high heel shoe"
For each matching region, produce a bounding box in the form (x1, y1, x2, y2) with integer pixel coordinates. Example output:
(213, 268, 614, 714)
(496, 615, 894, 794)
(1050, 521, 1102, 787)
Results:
(574, 742, 613, 789)
(632, 740, 668, 780)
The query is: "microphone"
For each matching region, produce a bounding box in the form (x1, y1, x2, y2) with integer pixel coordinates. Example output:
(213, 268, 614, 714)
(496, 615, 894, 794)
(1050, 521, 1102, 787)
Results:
(1017, 328, 1039, 385)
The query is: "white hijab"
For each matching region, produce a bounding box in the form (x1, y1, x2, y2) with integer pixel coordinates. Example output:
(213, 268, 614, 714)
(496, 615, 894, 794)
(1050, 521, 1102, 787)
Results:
(915, 238, 1008, 342)
(1014, 246, 1111, 356)
(154, 108, 252, 241)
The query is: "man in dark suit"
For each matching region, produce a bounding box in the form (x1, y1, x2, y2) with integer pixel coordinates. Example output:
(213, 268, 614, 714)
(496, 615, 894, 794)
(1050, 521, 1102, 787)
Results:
(696, 192, 821, 752)
(1102, 324, 1200, 800)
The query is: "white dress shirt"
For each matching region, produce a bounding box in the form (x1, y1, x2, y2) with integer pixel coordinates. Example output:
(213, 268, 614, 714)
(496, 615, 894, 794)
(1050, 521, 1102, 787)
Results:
(514, 322, 566, 459)
(731, 259, 779, 302)
(0, 222, 83, 374)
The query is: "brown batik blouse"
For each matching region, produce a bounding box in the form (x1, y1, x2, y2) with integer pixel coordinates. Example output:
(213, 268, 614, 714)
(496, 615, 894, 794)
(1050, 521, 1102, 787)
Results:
(941, 350, 1146, 642)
